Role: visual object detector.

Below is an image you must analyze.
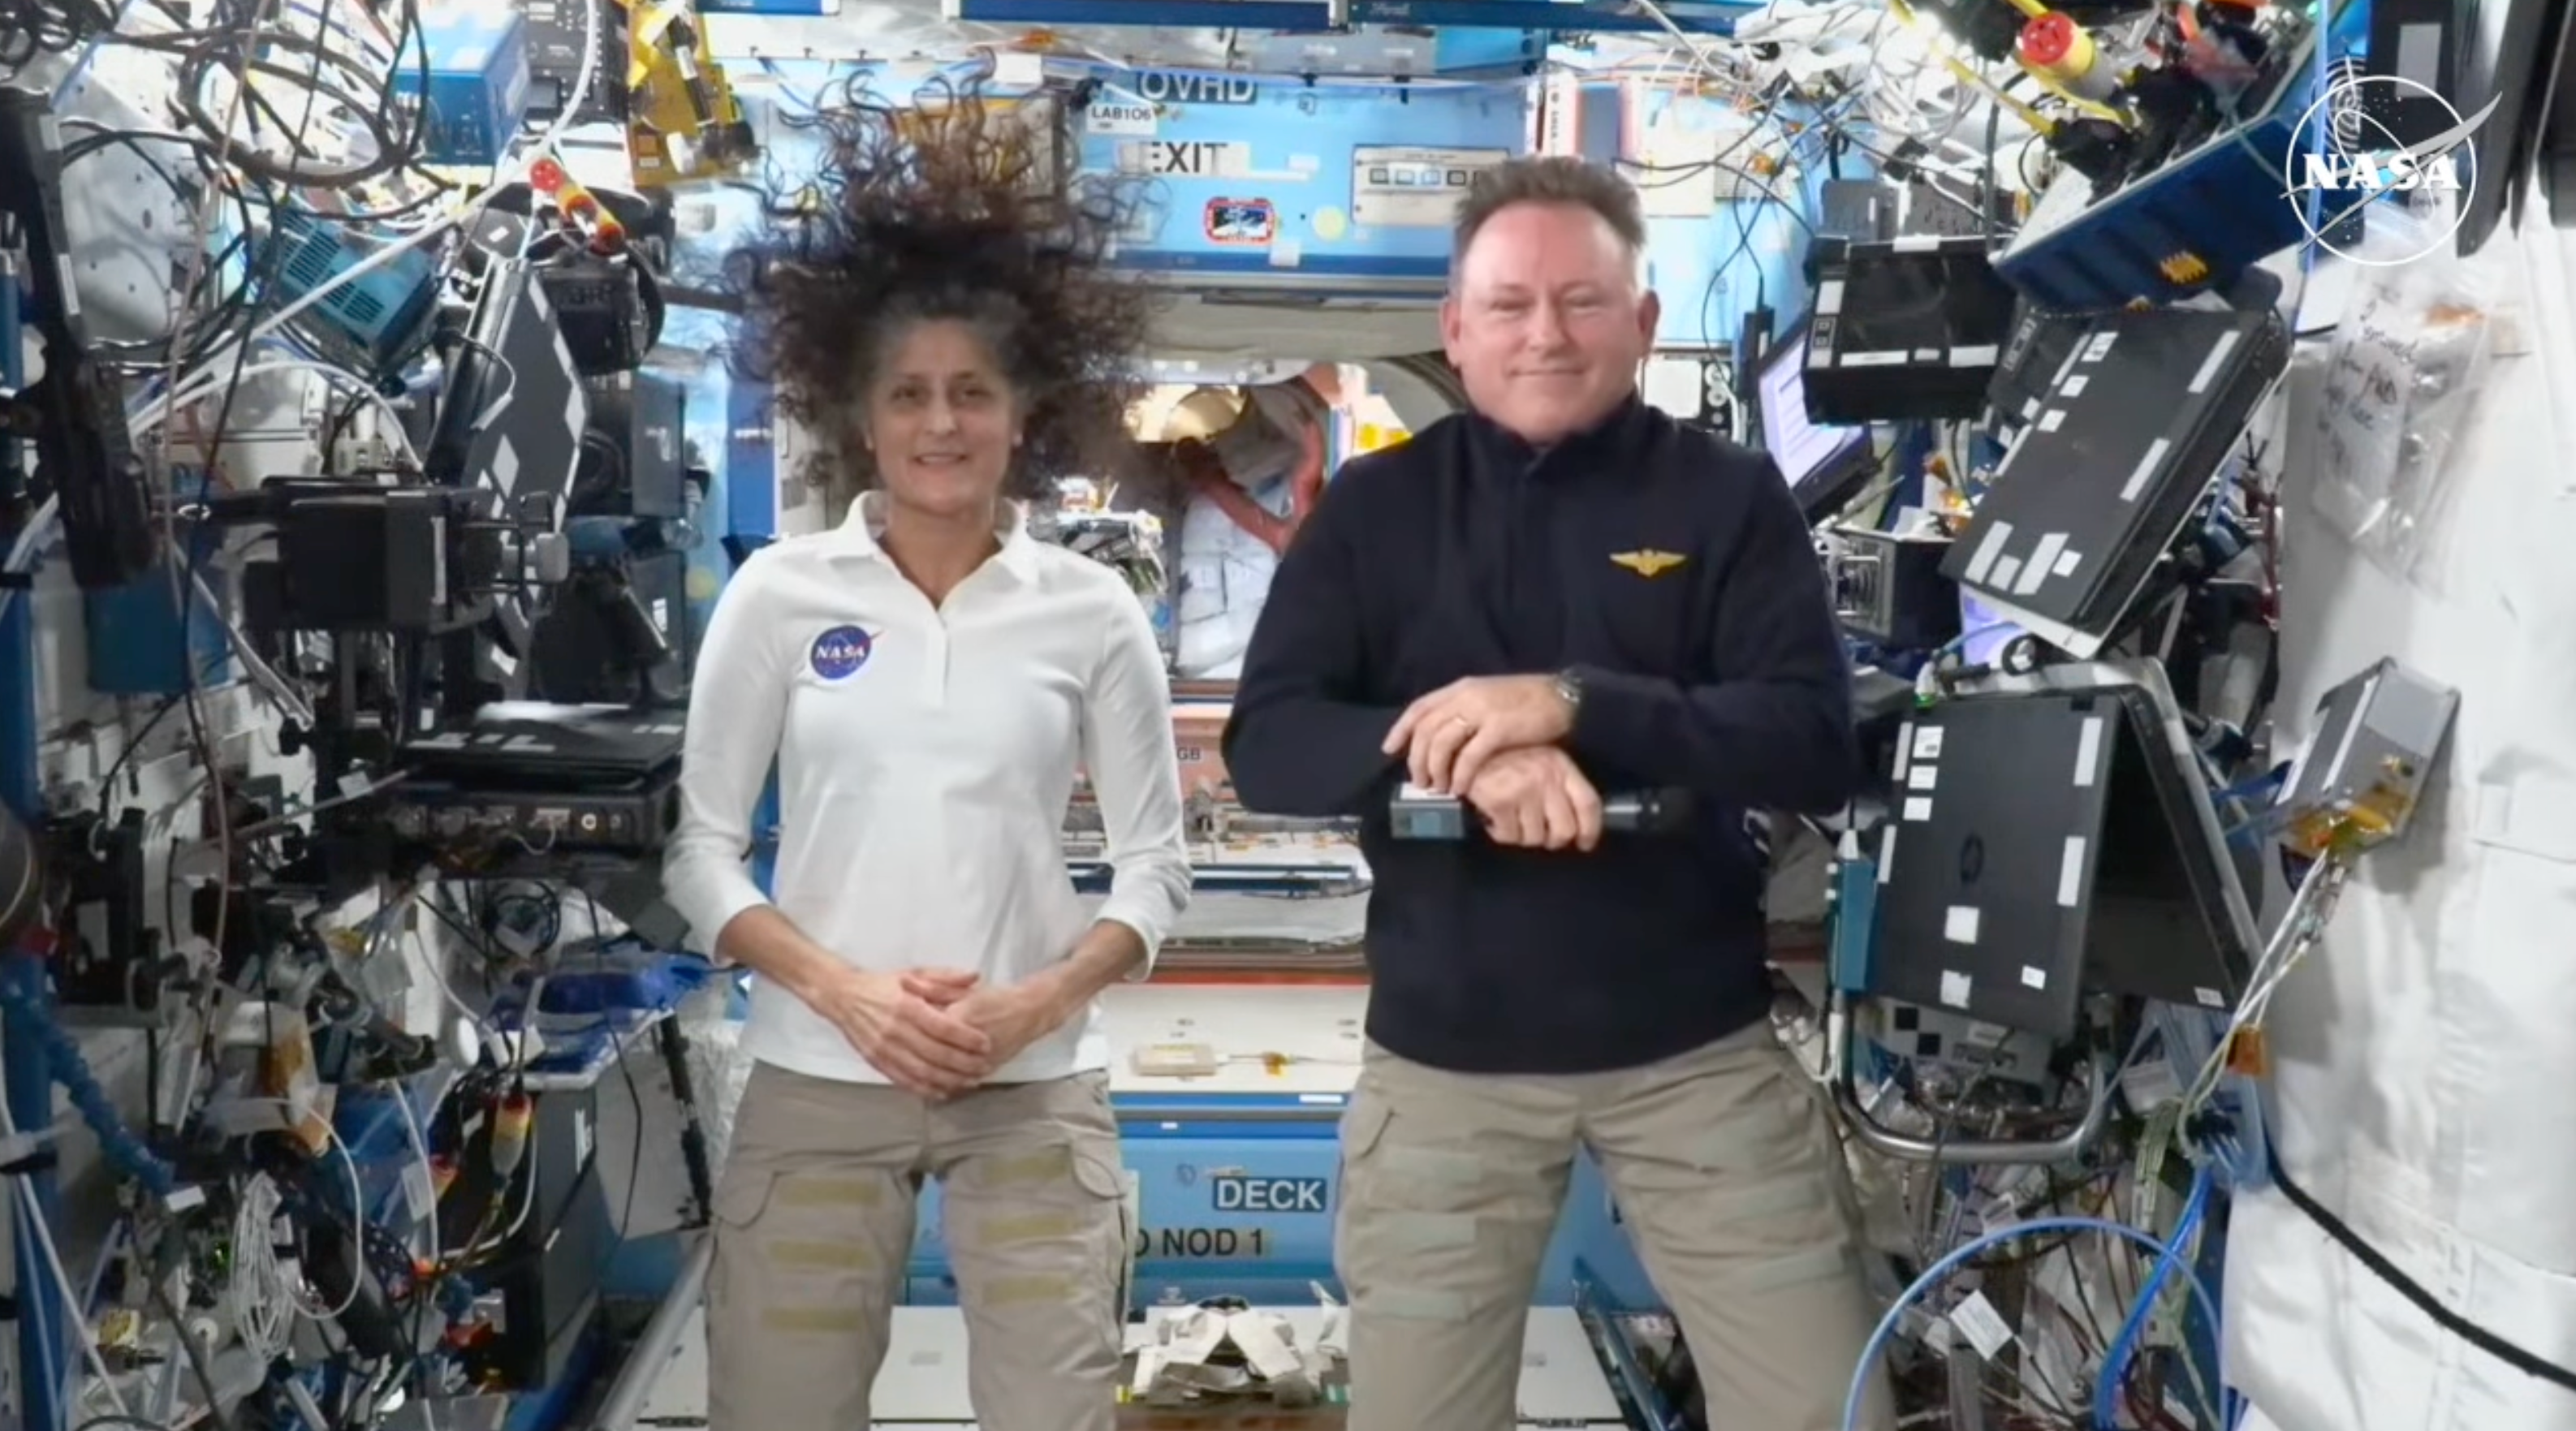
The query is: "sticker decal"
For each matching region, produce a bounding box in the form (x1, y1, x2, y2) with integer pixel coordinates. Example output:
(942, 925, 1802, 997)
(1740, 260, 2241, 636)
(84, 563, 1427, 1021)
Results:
(809, 625, 874, 680)
(1204, 197, 1275, 245)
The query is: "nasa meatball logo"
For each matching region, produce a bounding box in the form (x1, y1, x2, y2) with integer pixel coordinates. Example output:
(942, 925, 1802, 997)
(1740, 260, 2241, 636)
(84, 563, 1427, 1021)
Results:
(2282, 71, 2496, 266)
(809, 625, 874, 680)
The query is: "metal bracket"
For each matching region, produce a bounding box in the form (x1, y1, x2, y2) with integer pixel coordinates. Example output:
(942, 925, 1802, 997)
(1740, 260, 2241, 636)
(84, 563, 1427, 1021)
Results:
(1827, 988, 2115, 1166)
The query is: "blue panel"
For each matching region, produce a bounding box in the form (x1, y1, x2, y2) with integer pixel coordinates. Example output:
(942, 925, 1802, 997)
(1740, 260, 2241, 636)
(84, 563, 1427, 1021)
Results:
(1426, 29, 1546, 73)
(1072, 78, 1529, 282)
(680, 66, 1823, 353)
(330, 1081, 440, 1225)
(724, 379, 778, 540)
(661, 308, 732, 647)
(1625, 91, 1837, 349)
(82, 558, 232, 697)
(951, 0, 1755, 37)
(0, 251, 65, 1431)
(1649, 201, 1811, 349)
(1828, 855, 1877, 995)
(1137, 1129, 1340, 1297)
(1558, 1153, 1659, 1309)
(1994, 30, 2327, 310)
(2181, 1199, 2229, 1405)
(392, 10, 533, 166)
(903, 1095, 1659, 1312)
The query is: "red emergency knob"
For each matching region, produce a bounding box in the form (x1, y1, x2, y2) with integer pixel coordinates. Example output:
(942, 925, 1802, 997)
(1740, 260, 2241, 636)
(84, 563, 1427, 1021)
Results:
(2019, 12, 2080, 70)
(529, 157, 567, 194)
(2017, 11, 2116, 100)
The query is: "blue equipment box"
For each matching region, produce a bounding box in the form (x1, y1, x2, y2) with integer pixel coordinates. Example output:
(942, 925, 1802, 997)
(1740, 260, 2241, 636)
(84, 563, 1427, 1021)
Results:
(271, 210, 440, 368)
(394, 8, 533, 166)
(1994, 28, 2326, 310)
(904, 1092, 1657, 1311)
(1827, 851, 1878, 996)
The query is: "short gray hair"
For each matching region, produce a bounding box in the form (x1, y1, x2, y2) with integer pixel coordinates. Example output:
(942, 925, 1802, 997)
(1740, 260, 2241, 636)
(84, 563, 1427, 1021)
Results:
(1452, 157, 1649, 270)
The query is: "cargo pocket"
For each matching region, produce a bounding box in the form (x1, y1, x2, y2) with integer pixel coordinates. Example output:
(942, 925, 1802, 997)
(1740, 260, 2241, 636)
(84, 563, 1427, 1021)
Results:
(1067, 1142, 1138, 1321)
(1016, 1140, 1131, 1347)
(1332, 1092, 1539, 1321)
(1330, 1094, 1392, 1282)
(1070, 1141, 1128, 1201)
(1056, 1076, 1129, 1212)
(716, 1166, 782, 1226)
(1335, 1094, 1394, 1190)
(707, 1165, 779, 1318)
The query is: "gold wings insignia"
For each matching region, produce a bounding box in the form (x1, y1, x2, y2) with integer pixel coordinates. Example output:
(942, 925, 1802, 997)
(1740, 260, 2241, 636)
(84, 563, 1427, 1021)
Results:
(1610, 550, 1687, 578)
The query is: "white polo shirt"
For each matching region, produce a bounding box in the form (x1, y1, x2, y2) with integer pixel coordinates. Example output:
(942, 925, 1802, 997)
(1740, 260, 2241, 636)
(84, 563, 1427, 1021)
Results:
(662, 494, 1192, 1085)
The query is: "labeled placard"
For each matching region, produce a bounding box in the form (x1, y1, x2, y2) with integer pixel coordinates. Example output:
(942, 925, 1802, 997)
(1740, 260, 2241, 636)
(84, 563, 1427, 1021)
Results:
(1351, 144, 1509, 227)
(1135, 1226, 1275, 1259)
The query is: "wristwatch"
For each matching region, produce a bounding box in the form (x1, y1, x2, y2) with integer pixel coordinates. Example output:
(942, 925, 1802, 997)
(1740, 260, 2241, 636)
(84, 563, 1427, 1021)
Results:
(1551, 668, 1586, 718)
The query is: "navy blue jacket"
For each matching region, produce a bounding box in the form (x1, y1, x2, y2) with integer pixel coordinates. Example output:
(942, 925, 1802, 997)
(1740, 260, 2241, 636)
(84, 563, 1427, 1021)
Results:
(1221, 396, 1857, 1075)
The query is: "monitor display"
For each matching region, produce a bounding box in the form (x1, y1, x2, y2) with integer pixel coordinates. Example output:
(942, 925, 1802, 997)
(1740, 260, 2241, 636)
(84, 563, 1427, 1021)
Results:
(1756, 329, 1871, 499)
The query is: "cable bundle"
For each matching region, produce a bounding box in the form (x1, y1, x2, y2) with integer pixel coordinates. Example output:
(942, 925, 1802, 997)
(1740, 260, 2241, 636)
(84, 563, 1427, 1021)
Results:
(0, 0, 116, 72)
(227, 1173, 292, 1362)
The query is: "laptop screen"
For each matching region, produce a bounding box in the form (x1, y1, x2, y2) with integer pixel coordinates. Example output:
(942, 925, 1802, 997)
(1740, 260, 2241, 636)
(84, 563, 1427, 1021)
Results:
(1758, 330, 1871, 493)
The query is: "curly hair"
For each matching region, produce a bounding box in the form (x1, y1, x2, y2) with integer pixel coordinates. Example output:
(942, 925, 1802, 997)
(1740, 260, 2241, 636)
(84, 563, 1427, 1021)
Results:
(728, 74, 1159, 502)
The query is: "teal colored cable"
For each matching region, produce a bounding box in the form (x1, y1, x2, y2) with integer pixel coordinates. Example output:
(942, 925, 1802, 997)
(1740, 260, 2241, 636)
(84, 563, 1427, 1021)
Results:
(2093, 1165, 2215, 1428)
(1840, 1215, 2224, 1431)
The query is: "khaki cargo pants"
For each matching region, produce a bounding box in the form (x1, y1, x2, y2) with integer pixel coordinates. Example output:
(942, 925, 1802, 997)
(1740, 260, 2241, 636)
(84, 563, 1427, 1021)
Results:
(706, 1062, 1131, 1431)
(1338, 1019, 1894, 1431)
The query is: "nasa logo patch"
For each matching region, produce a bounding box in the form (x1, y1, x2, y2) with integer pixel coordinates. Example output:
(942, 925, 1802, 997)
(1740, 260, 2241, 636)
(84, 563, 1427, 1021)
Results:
(809, 625, 874, 681)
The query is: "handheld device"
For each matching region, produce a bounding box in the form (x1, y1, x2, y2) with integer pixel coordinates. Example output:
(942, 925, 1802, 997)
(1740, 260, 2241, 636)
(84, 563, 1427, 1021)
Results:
(1388, 783, 1695, 841)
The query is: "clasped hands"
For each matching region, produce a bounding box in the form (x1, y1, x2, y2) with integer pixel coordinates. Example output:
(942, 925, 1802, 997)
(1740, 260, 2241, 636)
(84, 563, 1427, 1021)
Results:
(1382, 675, 1603, 853)
(809, 965, 1067, 1100)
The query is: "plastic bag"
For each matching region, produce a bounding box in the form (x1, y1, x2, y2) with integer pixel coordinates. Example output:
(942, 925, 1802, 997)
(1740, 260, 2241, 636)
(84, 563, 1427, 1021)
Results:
(2311, 206, 2498, 583)
(678, 972, 753, 1165)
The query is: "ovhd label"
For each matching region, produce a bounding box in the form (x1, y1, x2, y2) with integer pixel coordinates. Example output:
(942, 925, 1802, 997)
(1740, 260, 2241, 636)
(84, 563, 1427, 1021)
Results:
(1133, 71, 1257, 106)
(1211, 1175, 1329, 1213)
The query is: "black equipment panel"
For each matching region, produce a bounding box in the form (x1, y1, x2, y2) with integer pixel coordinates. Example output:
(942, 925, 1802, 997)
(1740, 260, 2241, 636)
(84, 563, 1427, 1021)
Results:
(1943, 307, 2286, 654)
(1869, 679, 2257, 1037)
(1806, 236, 2021, 424)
